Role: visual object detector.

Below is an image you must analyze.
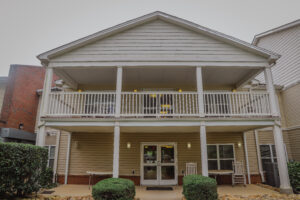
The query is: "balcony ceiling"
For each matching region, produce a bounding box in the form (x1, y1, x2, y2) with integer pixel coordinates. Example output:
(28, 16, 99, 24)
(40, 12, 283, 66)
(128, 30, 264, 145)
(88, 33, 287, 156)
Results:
(56, 66, 260, 90)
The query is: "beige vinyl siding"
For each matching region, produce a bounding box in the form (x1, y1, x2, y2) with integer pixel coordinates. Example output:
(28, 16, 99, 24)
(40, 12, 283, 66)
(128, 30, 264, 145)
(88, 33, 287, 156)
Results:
(255, 25, 300, 87)
(257, 130, 292, 160)
(245, 131, 259, 174)
(69, 132, 113, 175)
(52, 20, 266, 65)
(57, 131, 247, 176)
(277, 91, 287, 128)
(57, 131, 69, 175)
(287, 129, 300, 161)
(57, 132, 114, 175)
(281, 83, 300, 128)
(45, 134, 56, 146)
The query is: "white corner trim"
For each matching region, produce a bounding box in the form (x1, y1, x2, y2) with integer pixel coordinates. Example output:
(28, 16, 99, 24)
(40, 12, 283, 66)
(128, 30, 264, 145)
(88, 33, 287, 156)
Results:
(64, 132, 72, 184)
(53, 131, 61, 183)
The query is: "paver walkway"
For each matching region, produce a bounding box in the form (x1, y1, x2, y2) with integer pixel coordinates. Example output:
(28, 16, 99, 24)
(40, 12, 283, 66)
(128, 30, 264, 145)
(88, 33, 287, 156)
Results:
(39, 184, 289, 200)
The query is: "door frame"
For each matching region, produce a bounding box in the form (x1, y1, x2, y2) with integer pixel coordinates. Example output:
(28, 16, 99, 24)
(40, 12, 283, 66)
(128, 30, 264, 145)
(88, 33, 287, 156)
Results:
(140, 142, 178, 186)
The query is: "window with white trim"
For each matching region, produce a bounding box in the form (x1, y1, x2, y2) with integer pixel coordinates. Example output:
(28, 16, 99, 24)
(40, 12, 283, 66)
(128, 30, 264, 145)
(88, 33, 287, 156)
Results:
(45, 145, 56, 169)
(207, 144, 235, 170)
(260, 144, 277, 172)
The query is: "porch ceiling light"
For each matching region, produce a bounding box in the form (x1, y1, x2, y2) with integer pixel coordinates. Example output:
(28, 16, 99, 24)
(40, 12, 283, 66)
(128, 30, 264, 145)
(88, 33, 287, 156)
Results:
(187, 142, 191, 149)
(127, 142, 131, 149)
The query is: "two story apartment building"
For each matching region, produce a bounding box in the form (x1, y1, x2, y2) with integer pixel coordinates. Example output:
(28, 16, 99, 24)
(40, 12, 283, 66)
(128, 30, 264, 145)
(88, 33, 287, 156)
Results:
(36, 12, 292, 193)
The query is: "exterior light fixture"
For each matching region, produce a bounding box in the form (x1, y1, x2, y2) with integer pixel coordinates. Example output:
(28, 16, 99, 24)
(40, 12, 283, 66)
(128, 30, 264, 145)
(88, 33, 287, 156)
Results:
(133, 89, 137, 92)
(187, 142, 191, 149)
(78, 89, 82, 92)
(232, 89, 237, 92)
(18, 123, 24, 130)
(238, 142, 242, 148)
(178, 89, 182, 92)
(127, 142, 131, 149)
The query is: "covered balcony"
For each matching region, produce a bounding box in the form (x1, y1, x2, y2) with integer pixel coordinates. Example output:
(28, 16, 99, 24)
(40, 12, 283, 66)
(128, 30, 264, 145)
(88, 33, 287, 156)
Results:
(42, 66, 276, 119)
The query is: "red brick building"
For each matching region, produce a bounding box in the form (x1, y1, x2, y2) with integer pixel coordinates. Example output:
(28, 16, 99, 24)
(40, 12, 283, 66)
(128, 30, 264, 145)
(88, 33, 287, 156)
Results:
(0, 65, 57, 143)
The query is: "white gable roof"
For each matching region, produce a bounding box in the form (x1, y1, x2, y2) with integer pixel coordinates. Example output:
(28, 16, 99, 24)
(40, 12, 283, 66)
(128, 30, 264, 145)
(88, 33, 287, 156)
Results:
(38, 11, 279, 65)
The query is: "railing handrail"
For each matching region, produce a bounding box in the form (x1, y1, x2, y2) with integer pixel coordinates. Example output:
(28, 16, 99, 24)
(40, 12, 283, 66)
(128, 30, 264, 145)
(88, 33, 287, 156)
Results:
(49, 91, 269, 95)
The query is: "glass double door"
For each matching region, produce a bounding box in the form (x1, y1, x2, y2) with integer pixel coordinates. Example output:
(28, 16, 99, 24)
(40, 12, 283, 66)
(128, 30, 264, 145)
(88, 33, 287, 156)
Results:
(141, 143, 177, 185)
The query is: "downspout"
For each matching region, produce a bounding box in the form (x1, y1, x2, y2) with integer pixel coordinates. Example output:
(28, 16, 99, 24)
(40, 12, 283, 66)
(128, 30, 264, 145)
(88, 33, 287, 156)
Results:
(243, 132, 251, 184)
(254, 130, 265, 182)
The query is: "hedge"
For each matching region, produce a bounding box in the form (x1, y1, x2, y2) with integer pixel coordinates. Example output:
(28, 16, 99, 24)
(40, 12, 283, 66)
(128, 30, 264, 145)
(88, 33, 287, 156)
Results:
(92, 178, 135, 200)
(288, 161, 300, 193)
(183, 175, 218, 200)
(0, 142, 49, 197)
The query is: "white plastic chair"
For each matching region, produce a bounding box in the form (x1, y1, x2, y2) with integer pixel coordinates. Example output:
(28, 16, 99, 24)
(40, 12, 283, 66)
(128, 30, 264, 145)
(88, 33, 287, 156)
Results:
(232, 161, 246, 186)
(185, 162, 197, 176)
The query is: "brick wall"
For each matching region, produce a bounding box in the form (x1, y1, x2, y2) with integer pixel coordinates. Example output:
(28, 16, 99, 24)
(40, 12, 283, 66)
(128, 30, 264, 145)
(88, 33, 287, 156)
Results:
(0, 65, 56, 133)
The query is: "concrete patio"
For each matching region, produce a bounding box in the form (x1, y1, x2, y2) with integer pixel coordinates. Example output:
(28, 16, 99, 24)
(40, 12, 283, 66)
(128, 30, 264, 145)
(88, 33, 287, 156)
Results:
(41, 184, 281, 200)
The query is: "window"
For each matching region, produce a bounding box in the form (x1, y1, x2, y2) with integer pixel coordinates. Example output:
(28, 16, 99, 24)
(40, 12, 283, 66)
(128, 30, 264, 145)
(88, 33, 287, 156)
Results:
(260, 144, 276, 172)
(45, 146, 56, 169)
(207, 144, 235, 170)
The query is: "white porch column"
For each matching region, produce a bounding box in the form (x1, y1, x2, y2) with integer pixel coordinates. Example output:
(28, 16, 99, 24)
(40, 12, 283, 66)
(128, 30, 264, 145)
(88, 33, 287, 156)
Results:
(264, 67, 279, 116)
(243, 132, 251, 184)
(196, 67, 205, 117)
(273, 124, 292, 194)
(36, 126, 46, 147)
(115, 66, 123, 118)
(37, 67, 53, 146)
(200, 123, 208, 176)
(64, 132, 72, 184)
(113, 123, 120, 178)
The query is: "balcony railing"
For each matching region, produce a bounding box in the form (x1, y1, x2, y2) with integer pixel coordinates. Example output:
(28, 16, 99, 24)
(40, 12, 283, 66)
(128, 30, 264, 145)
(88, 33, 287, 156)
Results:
(46, 91, 271, 118)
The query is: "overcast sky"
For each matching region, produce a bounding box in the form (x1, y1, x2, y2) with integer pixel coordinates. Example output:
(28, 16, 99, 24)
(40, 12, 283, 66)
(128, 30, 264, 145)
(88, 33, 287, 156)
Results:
(0, 0, 299, 76)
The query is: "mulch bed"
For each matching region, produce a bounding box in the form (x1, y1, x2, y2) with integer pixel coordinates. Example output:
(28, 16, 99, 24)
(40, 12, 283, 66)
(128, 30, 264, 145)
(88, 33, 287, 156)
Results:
(218, 194, 300, 200)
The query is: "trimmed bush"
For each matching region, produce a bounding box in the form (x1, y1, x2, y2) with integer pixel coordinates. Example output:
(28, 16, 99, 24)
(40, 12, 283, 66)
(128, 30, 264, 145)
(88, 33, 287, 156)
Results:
(288, 161, 300, 193)
(92, 178, 135, 200)
(0, 142, 48, 197)
(40, 167, 57, 189)
(183, 175, 218, 200)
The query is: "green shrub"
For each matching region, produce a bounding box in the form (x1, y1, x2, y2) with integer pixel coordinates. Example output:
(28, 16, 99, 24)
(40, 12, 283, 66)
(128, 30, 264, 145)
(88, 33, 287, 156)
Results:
(288, 161, 300, 193)
(0, 142, 48, 197)
(92, 178, 135, 200)
(40, 167, 57, 189)
(183, 175, 218, 200)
